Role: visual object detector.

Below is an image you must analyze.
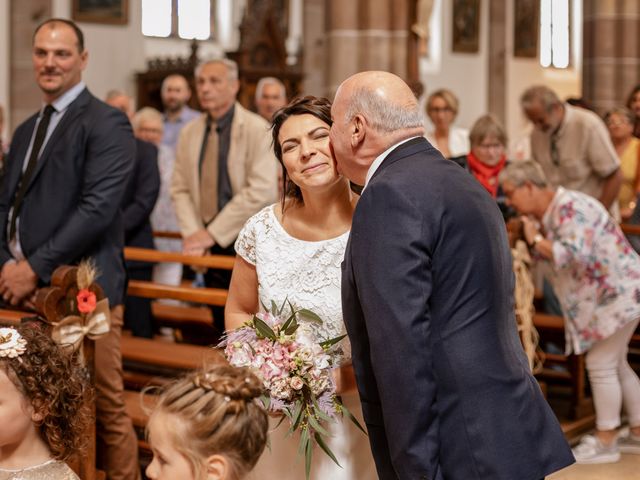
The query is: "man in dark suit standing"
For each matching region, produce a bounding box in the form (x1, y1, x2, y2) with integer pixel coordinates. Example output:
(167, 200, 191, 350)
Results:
(330, 71, 574, 480)
(0, 19, 139, 479)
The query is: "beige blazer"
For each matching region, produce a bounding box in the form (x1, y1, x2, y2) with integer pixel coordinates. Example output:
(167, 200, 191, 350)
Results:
(171, 103, 278, 248)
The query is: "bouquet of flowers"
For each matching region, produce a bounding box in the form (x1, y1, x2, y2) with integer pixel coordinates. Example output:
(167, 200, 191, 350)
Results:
(221, 300, 365, 479)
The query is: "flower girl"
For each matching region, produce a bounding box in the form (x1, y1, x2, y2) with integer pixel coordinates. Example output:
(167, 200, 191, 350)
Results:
(0, 325, 90, 480)
(145, 364, 268, 480)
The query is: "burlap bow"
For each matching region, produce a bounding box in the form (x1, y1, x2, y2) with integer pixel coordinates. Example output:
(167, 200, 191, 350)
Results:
(51, 298, 110, 355)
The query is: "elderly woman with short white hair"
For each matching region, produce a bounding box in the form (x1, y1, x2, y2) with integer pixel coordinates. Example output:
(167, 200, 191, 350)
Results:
(499, 159, 640, 464)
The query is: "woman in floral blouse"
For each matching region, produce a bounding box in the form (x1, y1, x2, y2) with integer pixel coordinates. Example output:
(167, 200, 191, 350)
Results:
(499, 160, 640, 465)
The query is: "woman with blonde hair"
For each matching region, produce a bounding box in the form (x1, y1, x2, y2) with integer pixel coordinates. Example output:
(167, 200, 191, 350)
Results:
(425, 88, 469, 161)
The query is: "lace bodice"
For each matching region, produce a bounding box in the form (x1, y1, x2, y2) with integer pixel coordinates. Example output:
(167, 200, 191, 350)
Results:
(235, 205, 350, 359)
(0, 460, 79, 480)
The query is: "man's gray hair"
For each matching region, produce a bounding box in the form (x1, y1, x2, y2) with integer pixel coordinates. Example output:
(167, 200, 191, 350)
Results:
(344, 87, 423, 133)
(255, 77, 286, 100)
(132, 107, 163, 132)
(105, 89, 129, 102)
(498, 160, 550, 189)
(195, 58, 239, 81)
(520, 85, 561, 112)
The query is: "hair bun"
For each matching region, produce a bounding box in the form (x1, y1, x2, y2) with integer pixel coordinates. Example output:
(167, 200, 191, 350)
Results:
(194, 365, 264, 402)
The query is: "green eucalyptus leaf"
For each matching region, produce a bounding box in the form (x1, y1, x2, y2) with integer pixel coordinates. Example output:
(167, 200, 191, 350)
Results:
(281, 310, 297, 333)
(270, 300, 279, 316)
(290, 401, 304, 433)
(284, 318, 299, 336)
(314, 431, 342, 466)
(319, 334, 348, 349)
(297, 308, 323, 324)
(254, 317, 276, 340)
(298, 426, 309, 457)
(341, 402, 368, 435)
(305, 438, 313, 480)
(307, 413, 330, 437)
(278, 297, 288, 315)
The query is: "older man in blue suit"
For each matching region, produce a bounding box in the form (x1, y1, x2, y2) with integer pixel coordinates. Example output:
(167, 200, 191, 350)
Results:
(0, 19, 139, 479)
(330, 71, 575, 480)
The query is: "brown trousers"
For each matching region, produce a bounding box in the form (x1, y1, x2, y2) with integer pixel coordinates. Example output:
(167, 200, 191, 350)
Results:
(95, 305, 140, 480)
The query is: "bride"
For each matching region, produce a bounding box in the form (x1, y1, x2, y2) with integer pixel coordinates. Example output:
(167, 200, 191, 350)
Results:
(225, 96, 377, 479)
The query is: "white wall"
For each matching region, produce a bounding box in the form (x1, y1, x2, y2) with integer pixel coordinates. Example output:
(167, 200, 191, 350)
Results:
(0, 0, 9, 143)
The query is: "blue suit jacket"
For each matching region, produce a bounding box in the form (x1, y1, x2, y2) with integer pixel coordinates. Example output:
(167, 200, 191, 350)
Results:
(0, 88, 134, 305)
(342, 137, 574, 479)
(122, 138, 160, 270)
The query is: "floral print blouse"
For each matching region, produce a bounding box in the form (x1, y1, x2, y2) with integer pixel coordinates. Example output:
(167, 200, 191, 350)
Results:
(542, 187, 640, 354)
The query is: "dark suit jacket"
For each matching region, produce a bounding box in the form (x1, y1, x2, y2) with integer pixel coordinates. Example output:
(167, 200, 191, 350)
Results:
(122, 138, 160, 269)
(0, 88, 134, 305)
(342, 137, 574, 480)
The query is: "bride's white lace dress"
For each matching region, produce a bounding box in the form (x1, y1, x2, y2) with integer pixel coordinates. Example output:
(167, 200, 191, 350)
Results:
(236, 205, 377, 480)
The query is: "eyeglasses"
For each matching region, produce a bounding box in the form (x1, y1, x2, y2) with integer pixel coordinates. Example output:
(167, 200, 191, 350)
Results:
(428, 107, 453, 114)
(475, 143, 504, 151)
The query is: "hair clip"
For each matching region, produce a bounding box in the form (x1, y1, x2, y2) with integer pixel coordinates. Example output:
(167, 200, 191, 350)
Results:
(224, 395, 231, 403)
(0, 327, 27, 358)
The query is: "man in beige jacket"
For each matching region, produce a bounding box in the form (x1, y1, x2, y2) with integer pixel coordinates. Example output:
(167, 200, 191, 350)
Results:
(171, 58, 278, 328)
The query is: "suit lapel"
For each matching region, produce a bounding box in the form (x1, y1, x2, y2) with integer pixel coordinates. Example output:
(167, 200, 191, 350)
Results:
(26, 89, 92, 191)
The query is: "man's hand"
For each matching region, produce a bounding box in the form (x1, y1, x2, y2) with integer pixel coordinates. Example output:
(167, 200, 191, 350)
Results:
(0, 260, 38, 306)
(183, 229, 215, 256)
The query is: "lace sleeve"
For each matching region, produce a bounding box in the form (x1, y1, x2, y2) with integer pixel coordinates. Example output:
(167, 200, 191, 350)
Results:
(234, 213, 259, 265)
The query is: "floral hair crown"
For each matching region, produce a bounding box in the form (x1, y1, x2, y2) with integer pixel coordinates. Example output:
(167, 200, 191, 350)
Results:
(0, 327, 27, 358)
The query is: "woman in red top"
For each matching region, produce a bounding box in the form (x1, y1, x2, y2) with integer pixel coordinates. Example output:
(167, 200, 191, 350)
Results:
(466, 114, 513, 219)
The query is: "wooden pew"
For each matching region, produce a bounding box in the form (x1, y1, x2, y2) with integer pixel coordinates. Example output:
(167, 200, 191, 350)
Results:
(533, 313, 592, 420)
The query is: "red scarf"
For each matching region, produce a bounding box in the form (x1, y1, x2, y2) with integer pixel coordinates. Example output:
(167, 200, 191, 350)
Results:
(466, 151, 506, 198)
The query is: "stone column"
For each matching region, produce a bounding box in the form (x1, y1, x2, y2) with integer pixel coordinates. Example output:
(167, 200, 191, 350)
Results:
(582, 0, 640, 114)
(10, 1, 51, 129)
(325, 0, 410, 97)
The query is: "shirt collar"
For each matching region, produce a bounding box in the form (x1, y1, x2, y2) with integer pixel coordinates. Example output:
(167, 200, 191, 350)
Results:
(164, 106, 193, 123)
(47, 81, 86, 113)
(363, 136, 419, 191)
(215, 103, 235, 130)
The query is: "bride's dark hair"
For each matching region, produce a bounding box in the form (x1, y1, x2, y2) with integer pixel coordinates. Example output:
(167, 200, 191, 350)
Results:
(271, 96, 333, 208)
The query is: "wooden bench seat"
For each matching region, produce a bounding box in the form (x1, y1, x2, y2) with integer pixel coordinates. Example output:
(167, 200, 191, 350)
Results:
(151, 301, 213, 326)
(120, 335, 225, 372)
(128, 280, 227, 306)
(0, 308, 32, 326)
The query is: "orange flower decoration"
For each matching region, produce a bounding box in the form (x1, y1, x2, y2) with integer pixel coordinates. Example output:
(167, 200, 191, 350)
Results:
(77, 288, 97, 314)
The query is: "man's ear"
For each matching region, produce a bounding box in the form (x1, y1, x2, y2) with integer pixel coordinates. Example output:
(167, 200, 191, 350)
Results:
(350, 114, 366, 149)
(205, 454, 229, 480)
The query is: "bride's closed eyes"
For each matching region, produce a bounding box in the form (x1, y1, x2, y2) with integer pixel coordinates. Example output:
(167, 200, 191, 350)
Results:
(281, 127, 330, 154)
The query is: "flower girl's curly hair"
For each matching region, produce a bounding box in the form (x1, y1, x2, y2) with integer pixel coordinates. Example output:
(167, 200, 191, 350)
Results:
(148, 364, 268, 480)
(0, 323, 91, 460)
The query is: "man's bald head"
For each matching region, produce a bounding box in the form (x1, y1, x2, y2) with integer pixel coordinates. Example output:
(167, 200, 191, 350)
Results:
(330, 71, 424, 185)
(334, 71, 423, 134)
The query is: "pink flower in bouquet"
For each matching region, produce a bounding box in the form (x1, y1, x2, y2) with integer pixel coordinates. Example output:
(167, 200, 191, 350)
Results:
(290, 376, 304, 390)
(220, 301, 363, 480)
(77, 288, 97, 314)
